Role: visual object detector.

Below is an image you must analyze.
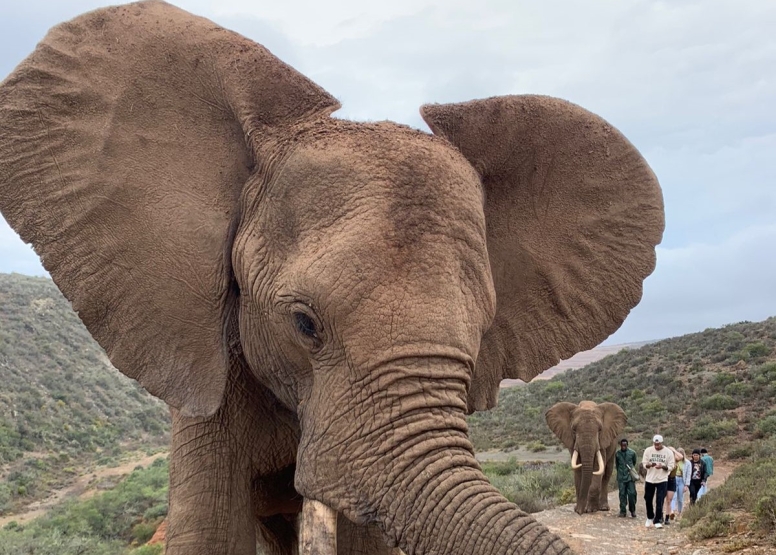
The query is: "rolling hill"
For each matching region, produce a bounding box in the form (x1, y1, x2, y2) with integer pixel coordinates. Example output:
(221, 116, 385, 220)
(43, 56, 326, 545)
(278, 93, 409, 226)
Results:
(467, 317, 776, 454)
(0, 273, 170, 515)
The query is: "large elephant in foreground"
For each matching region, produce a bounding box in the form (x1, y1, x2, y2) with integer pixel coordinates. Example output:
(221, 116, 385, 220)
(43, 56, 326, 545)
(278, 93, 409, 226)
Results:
(545, 401, 628, 515)
(0, 2, 663, 554)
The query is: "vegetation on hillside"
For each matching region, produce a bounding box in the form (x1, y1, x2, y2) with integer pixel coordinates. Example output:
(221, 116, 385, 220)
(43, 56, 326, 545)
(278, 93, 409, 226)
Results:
(0, 457, 168, 555)
(679, 439, 776, 547)
(467, 317, 776, 453)
(0, 273, 170, 514)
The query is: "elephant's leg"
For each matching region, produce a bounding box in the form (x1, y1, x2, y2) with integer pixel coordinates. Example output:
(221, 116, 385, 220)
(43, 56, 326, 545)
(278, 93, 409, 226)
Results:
(573, 469, 585, 514)
(166, 406, 256, 555)
(598, 455, 616, 511)
(167, 365, 300, 555)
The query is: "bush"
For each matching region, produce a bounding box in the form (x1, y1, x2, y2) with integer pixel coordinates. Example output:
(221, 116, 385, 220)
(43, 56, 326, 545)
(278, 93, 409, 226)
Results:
(691, 418, 738, 440)
(756, 416, 776, 438)
(755, 495, 776, 532)
(484, 462, 574, 513)
(698, 394, 739, 410)
(681, 456, 776, 540)
(526, 441, 547, 453)
(687, 512, 733, 540)
(130, 545, 164, 555)
(727, 445, 753, 460)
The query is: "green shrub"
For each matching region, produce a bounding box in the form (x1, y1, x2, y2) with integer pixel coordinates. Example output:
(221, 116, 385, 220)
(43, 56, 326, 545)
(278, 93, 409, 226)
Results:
(755, 495, 776, 532)
(744, 343, 771, 358)
(727, 445, 753, 460)
(130, 545, 164, 555)
(756, 416, 776, 438)
(687, 512, 733, 540)
(526, 441, 547, 452)
(698, 394, 739, 410)
(131, 522, 157, 544)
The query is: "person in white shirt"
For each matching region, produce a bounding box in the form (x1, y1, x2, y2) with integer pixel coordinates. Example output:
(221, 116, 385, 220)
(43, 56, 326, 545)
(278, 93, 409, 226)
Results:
(641, 434, 675, 528)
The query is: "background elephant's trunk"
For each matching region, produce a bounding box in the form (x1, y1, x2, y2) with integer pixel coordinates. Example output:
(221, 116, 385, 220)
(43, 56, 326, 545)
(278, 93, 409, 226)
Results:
(574, 445, 598, 514)
(295, 356, 572, 555)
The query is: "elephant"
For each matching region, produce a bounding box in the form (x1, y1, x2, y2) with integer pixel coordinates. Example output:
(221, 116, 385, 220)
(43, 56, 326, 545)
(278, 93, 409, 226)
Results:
(0, 2, 664, 555)
(545, 401, 628, 515)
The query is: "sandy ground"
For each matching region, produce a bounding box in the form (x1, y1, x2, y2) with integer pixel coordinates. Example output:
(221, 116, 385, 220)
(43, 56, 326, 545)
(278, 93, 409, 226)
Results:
(532, 462, 772, 555)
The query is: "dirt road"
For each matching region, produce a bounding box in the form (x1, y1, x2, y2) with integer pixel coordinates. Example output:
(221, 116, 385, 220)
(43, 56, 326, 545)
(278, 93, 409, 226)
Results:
(0, 451, 167, 527)
(533, 463, 740, 555)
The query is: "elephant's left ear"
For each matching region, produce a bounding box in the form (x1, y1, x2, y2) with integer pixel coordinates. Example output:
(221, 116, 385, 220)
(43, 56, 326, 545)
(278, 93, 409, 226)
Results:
(599, 403, 628, 449)
(421, 96, 664, 411)
(0, 2, 339, 417)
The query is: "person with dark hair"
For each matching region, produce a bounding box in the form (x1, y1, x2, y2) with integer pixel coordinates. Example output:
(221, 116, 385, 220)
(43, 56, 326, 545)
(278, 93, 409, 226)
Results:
(697, 447, 714, 499)
(688, 449, 708, 504)
(615, 438, 638, 517)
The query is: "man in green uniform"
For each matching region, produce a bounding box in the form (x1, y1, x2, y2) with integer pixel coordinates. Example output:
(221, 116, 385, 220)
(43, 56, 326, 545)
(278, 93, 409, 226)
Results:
(615, 438, 638, 517)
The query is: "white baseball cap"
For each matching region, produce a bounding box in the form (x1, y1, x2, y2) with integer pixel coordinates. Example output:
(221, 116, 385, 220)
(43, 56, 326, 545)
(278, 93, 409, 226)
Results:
(653, 434, 663, 443)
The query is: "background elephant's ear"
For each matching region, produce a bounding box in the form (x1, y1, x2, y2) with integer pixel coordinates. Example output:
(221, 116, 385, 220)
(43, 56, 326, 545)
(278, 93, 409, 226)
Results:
(0, 2, 339, 416)
(421, 95, 664, 411)
(598, 403, 627, 449)
(545, 402, 577, 449)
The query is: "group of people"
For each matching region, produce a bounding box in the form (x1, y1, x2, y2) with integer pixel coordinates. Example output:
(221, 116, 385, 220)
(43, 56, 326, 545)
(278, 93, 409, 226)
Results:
(615, 435, 714, 528)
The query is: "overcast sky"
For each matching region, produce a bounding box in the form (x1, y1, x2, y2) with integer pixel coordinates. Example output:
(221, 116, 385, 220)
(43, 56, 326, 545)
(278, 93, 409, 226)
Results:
(1, 0, 775, 345)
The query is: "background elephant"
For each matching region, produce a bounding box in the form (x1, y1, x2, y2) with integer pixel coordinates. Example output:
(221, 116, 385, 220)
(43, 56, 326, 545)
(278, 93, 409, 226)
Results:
(0, 2, 663, 555)
(545, 401, 628, 515)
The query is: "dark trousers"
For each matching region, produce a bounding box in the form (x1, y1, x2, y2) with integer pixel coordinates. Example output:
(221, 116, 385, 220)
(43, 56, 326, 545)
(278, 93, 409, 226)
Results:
(644, 481, 668, 523)
(618, 480, 637, 514)
(689, 479, 703, 504)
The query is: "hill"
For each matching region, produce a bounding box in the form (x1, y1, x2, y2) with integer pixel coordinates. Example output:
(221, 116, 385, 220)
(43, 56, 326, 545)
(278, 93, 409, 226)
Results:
(499, 340, 655, 386)
(0, 273, 170, 515)
(467, 317, 776, 454)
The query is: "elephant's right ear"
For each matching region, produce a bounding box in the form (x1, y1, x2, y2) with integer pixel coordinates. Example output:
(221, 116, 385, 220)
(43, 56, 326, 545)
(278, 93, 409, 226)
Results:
(545, 402, 577, 449)
(0, 1, 339, 416)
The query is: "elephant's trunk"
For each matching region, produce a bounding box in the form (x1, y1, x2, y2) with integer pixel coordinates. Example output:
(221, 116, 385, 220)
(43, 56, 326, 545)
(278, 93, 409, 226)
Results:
(385, 448, 572, 555)
(295, 356, 572, 555)
(574, 446, 597, 514)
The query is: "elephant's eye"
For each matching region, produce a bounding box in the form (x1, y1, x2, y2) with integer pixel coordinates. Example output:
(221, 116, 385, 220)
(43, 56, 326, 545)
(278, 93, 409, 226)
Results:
(294, 312, 319, 339)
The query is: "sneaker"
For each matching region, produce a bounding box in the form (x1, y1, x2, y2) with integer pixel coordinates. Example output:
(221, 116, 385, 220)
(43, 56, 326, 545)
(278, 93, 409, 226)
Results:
(645, 519, 653, 528)
(654, 522, 663, 529)
(618, 512, 627, 518)
(631, 511, 637, 518)
(664, 519, 670, 526)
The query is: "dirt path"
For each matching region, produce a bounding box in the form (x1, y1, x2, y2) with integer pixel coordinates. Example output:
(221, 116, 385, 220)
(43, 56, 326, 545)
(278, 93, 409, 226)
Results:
(533, 463, 737, 555)
(0, 451, 167, 527)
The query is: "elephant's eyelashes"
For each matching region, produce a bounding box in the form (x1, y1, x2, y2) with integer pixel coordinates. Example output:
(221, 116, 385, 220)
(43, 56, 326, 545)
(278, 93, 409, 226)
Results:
(294, 312, 319, 340)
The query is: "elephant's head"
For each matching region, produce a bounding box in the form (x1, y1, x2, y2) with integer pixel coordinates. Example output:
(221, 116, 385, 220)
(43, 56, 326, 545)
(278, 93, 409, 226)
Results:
(0, 2, 663, 554)
(545, 401, 627, 514)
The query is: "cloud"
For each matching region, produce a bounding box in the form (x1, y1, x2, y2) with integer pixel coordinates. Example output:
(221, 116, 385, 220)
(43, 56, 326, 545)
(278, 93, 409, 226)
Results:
(609, 224, 776, 343)
(0, 217, 46, 276)
(0, 0, 775, 344)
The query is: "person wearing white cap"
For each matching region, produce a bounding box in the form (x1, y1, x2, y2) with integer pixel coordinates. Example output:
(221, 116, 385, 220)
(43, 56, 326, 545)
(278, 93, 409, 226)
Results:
(641, 434, 675, 528)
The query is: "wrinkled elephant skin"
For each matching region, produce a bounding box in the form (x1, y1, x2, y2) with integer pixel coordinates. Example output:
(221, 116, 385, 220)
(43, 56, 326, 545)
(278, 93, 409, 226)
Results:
(0, 2, 663, 554)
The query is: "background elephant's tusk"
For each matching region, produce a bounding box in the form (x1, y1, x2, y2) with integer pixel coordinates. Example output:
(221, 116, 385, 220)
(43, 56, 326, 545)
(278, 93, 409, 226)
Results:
(570, 450, 582, 469)
(592, 450, 605, 476)
(299, 499, 338, 555)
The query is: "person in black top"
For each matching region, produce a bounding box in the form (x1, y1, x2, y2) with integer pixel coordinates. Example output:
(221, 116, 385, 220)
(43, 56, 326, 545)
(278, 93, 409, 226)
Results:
(688, 449, 707, 504)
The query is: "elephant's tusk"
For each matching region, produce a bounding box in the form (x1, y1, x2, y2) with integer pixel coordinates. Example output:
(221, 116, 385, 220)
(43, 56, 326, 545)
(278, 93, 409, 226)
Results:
(298, 499, 338, 555)
(570, 450, 582, 469)
(592, 450, 605, 476)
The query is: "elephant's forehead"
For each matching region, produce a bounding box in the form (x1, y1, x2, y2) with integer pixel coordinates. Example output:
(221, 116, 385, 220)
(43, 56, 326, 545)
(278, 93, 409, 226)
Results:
(277, 131, 484, 222)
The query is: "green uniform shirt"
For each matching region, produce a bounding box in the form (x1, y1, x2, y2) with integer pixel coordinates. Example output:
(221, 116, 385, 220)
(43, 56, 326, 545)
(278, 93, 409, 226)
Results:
(615, 448, 638, 483)
(702, 454, 714, 476)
